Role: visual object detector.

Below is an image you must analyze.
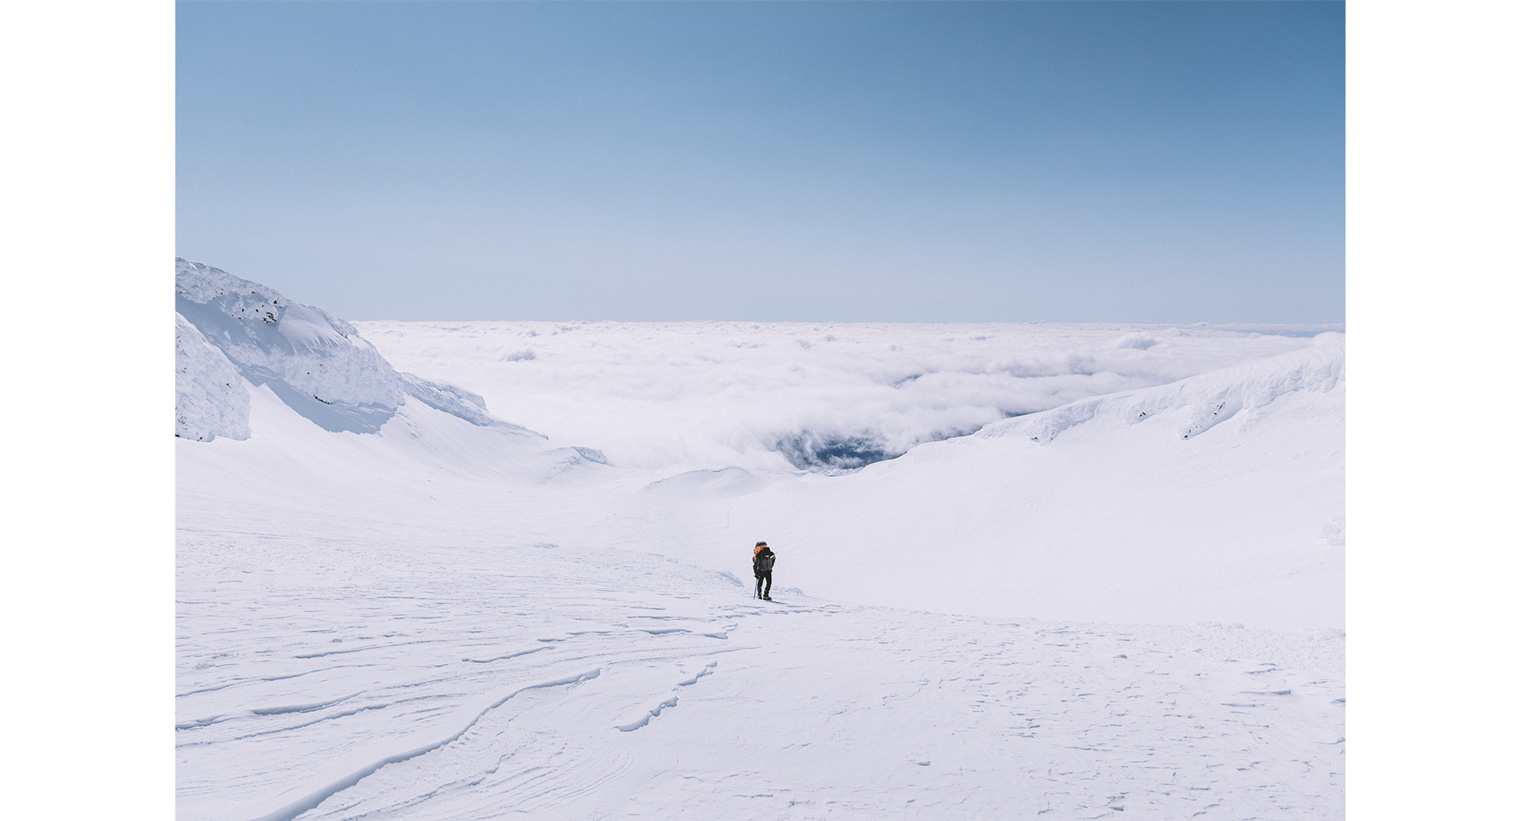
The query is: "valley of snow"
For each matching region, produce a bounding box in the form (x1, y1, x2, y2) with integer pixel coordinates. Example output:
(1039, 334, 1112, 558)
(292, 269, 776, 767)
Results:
(178, 260, 1345, 819)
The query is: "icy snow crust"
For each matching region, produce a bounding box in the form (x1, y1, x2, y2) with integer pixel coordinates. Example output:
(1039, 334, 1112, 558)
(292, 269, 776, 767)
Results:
(177, 261, 1344, 819)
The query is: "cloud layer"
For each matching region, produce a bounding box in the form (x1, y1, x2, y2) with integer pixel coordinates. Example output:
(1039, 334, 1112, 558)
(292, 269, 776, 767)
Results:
(357, 320, 1332, 472)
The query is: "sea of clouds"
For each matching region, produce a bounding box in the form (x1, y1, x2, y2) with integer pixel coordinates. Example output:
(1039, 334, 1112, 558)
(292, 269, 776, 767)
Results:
(357, 320, 1335, 473)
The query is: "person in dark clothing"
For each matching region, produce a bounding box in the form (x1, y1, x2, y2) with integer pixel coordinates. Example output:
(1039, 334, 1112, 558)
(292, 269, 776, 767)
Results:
(752, 541, 775, 600)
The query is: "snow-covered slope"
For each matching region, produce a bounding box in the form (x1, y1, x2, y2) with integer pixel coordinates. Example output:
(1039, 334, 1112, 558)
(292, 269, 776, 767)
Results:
(179, 530, 1343, 821)
(676, 335, 1344, 629)
(176, 260, 1343, 819)
(177, 260, 1342, 629)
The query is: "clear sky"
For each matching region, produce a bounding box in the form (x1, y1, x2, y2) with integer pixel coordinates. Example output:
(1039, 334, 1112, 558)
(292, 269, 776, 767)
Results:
(177, 1, 1344, 324)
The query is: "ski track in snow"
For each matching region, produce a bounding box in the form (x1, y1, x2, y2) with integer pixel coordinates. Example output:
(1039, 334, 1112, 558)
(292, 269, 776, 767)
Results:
(178, 531, 1343, 820)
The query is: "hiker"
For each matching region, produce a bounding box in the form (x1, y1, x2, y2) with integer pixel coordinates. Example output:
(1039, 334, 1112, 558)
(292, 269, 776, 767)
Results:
(752, 541, 776, 600)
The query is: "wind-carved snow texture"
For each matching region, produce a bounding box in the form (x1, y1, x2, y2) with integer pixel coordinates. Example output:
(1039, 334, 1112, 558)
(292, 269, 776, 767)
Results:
(178, 535, 1343, 820)
(175, 258, 529, 437)
(247, 669, 604, 821)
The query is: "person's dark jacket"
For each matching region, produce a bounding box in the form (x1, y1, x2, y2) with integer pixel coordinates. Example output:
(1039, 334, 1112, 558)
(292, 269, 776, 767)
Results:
(754, 548, 775, 576)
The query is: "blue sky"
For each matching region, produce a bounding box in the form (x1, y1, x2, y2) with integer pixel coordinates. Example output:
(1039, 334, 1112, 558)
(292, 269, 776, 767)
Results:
(177, 1, 1344, 323)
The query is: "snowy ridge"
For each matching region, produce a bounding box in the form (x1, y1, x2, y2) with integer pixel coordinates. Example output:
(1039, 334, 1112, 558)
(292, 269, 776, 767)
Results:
(981, 331, 1344, 445)
(175, 258, 529, 439)
(411, 378, 537, 436)
(175, 258, 402, 410)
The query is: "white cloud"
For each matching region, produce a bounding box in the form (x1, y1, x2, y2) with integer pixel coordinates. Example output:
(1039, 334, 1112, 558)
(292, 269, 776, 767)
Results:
(358, 321, 1330, 471)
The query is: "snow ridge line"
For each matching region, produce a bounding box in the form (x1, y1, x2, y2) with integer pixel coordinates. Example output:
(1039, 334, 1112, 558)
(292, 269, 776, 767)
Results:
(250, 692, 362, 716)
(246, 668, 602, 821)
(616, 695, 679, 732)
(616, 662, 718, 732)
(462, 647, 544, 664)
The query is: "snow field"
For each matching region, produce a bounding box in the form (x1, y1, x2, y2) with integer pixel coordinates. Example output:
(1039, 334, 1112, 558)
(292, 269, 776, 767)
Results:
(176, 260, 1344, 817)
(636, 339, 1345, 630)
(178, 531, 1343, 820)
